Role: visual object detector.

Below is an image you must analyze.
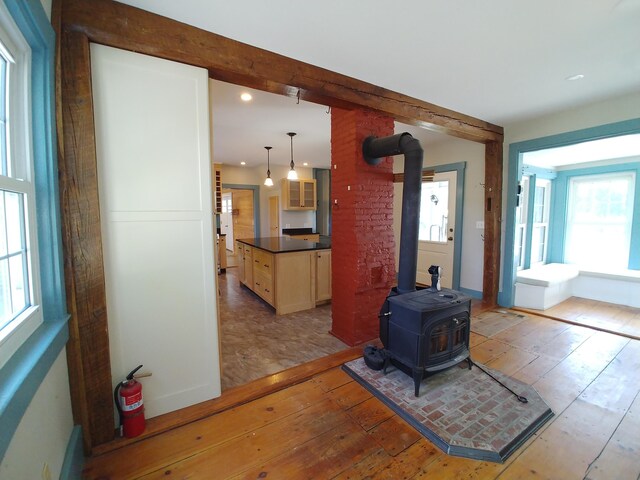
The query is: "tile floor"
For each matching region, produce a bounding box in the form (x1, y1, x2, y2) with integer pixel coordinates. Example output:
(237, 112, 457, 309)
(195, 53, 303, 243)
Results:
(218, 266, 349, 390)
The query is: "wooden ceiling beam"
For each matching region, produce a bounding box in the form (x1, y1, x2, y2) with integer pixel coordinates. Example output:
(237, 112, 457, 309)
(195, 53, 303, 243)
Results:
(61, 0, 503, 144)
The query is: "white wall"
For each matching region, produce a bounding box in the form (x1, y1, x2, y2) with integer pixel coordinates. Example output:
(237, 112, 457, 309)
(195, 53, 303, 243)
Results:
(504, 91, 640, 145)
(220, 163, 316, 236)
(0, 350, 74, 479)
(393, 137, 486, 292)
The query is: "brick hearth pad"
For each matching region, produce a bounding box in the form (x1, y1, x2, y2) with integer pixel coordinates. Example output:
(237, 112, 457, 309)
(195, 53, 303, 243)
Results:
(343, 358, 553, 463)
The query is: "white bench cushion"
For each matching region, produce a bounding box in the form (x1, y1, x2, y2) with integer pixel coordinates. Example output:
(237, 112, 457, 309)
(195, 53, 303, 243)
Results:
(516, 263, 579, 287)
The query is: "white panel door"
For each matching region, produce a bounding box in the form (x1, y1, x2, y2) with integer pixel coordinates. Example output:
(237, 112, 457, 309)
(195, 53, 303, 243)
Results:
(91, 44, 221, 420)
(221, 192, 234, 252)
(417, 171, 457, 288)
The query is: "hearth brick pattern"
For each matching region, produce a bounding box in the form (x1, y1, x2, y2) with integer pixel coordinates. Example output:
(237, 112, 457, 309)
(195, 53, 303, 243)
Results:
(330, 108, 396, 346)
(344, 357, 553, 462)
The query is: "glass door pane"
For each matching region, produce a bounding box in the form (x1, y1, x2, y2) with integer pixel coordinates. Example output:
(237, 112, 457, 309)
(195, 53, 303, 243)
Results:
(418, 180, 449, 243)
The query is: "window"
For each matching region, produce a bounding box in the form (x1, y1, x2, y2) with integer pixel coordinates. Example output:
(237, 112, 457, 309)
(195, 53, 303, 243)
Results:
(565, 172, 635, 269)
(418, 179, 449, 243)
(0, 8, 42, 369)
(530, 179, 550, 265)
(515, 176, 530, 269)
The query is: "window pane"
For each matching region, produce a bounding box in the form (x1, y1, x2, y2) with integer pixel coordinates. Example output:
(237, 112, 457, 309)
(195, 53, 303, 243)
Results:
(0, 188, 30, 330)
(531, 226, 546, 263)
(419, 180, 449, 243)
(533, 186, 546, 223)
(0, 191, 6, 257)
(565, 173, 634, 268)
(0, 258, 10, 329)
(4, 190, 24, 254)
(0, 52, 6, 176)
(515, 226, 525, 268)
(8, 252, 26, 314)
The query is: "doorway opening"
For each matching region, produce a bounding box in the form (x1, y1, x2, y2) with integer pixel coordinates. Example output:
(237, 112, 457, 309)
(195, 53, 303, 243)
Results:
(417, 171, 457, 289)
(504, 121, 640, 337)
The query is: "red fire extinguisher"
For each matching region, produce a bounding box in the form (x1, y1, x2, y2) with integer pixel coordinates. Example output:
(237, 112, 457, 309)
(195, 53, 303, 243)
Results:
(114, 365, 146, 438)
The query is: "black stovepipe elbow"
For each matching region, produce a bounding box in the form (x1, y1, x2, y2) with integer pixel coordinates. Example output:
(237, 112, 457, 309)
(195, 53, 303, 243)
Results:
(363, 133, 424, 294)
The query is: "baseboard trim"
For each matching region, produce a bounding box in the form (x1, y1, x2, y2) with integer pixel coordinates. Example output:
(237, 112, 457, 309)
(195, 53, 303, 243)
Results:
(60, 425, 83, 480)
(459, 287, 483, 299)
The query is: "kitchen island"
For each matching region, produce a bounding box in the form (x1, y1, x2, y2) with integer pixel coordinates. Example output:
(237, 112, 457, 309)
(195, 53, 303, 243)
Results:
(236, 237, 331, 315)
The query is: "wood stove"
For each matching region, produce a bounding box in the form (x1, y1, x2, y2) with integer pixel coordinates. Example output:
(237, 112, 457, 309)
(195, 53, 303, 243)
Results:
(362, 133, 472, 396)
(380, 287, 472, 396)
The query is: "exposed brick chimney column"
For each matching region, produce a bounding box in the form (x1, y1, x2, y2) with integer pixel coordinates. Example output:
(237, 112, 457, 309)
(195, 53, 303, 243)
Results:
(330, 108, 396, 346)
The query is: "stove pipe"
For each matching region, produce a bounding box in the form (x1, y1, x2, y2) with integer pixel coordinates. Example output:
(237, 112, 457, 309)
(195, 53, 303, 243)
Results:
(363, 132, 423, 294)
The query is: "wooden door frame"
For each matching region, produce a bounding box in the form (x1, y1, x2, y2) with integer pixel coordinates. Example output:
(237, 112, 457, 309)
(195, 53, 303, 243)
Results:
(55, 0, 503, 452)
(269, 195, 280, 237)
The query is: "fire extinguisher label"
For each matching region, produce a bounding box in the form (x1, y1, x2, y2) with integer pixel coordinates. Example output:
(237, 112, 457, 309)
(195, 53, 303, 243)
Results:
(121, 392, 143, 411)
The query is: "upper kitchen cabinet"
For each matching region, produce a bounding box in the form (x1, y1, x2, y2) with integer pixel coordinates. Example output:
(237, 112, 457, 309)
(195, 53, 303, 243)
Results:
(281, 178, 317, 210)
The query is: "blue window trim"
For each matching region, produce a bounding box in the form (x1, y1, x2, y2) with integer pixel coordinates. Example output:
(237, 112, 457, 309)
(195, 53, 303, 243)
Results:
(499, 118, 640, 307)
(0, 0, 69, 463)
(222, 183, 261, 236)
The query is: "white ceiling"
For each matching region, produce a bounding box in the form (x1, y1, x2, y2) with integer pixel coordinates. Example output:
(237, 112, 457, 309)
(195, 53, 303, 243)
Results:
(210, 79, 440, 168)
(523, 133, 640, 169)
(121, 0, 640, 168)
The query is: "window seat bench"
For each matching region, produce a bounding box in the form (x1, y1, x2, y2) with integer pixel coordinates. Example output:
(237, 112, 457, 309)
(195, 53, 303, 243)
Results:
(514, 263, 579, 310)
(514, 263, 640, 310)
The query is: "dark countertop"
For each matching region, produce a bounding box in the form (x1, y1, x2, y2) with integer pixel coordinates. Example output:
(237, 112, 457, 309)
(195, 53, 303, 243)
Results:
(282, 227, 315, 235)
(237, 236, 331, 254)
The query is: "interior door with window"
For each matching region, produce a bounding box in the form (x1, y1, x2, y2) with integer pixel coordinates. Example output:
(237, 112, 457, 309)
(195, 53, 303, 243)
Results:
(417, 171, 457, 288)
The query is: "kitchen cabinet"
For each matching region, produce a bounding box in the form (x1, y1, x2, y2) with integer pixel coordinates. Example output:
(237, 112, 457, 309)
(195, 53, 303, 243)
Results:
(315, 249, 332, 302)
(237, 238, 331, 314)
(252, 248, 274, 304)
(242, 244, 253, 287)
(275, 251, 315, 314)
(286, 233, 320, 242)
(281, 179, 317, 210)
(236, 241, 245, 283)
(217, 235, 227, 272)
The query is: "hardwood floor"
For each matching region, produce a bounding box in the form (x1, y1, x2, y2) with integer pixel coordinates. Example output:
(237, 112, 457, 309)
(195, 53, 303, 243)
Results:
(516, 296, 640, 340)
(84, 306, 640, 479)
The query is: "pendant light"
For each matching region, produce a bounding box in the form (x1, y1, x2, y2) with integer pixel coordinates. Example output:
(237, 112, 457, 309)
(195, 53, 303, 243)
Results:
(263, 146, 274, 186)
(287, 132, 298, 180)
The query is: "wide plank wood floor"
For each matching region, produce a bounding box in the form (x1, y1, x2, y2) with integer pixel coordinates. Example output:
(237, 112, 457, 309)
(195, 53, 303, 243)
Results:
(84, 309, 640, 479)
(516, 296, 640, 340)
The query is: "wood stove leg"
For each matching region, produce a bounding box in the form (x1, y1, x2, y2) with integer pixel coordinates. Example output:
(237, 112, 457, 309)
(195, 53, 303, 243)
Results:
(467, 357, 473, 370)
(412, 368, 424, 397)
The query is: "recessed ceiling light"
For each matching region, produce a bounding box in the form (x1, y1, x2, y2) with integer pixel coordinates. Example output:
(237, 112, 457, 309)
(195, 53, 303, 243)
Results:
(565, 74, 585, 81)
(240, 92, 252, 102)
(303, 162, 309, 166)
(240, 161, 246, 165)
